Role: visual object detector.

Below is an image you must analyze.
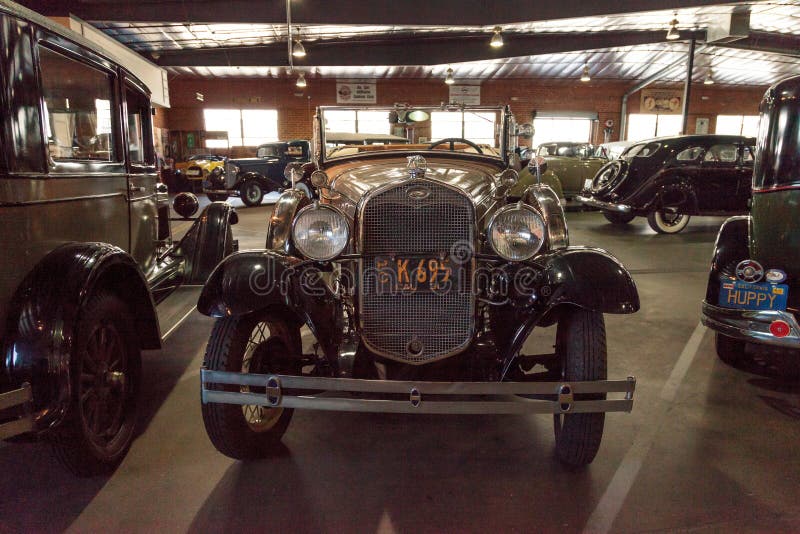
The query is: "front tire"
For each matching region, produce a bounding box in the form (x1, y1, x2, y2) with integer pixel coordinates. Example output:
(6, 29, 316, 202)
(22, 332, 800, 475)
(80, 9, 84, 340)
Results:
(202, 313, 301, 460)
(240, 181, 265, 207)
(50, 291, 141, 476)
(553, 307, 607, 467)
(603, 210, 635, 225)
(647, 210, 690, 234)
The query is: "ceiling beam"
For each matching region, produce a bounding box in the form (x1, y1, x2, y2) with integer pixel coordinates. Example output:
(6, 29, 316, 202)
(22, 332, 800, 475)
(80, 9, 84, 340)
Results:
(154, 30, 706, 67)
(20, 0, 744, 25)
(714, 31, 800, 58)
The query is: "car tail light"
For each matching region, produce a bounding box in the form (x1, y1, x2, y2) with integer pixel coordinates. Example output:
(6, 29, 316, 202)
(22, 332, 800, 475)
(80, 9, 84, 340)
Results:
(769, 320, 790, 338)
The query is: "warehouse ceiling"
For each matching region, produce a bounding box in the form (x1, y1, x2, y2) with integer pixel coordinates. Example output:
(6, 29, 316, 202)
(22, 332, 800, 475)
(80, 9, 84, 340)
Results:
(19, 0, 800, 86)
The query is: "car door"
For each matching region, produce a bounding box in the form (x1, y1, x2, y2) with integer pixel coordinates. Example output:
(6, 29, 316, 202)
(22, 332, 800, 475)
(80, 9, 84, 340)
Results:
(124, 79, 159, 278)
(699, 143, 740, 211)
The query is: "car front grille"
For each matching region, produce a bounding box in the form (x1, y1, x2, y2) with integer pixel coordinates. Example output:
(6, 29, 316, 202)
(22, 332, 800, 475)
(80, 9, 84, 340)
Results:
(359, 179, 475, 364)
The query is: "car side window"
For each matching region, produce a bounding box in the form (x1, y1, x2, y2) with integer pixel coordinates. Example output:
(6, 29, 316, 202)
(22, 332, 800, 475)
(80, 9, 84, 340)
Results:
(676, 147, 704, 161)
(125, 84, 153, 164)
(703, 144, 738, 163)
(39, 45, 117, 162)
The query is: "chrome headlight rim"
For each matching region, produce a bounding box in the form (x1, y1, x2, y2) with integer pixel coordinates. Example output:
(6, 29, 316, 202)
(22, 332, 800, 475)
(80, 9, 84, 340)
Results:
(487, 203, 547, 262)
(291, 203, 350, 261)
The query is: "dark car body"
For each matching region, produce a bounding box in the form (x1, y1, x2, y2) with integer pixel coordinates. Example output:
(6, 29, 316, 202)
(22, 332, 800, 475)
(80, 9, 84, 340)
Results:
(0, 2, 237, 475)
(196, 105, 639, 467)
(702, 76, 800, 373)
(577, 134, 755, 233)
(203, 140, 311, 206)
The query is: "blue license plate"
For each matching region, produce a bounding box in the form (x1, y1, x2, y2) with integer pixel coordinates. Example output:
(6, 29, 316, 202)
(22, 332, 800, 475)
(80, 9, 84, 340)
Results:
(719, 279, 788, 311)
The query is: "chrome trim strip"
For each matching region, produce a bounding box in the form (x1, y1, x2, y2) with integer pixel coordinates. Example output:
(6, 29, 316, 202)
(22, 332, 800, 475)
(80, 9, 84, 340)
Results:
(701, 301, 800, 349)
(575, 195, 632, 213)
(0, 192, 128, 207)
(201, 370, 636, 415)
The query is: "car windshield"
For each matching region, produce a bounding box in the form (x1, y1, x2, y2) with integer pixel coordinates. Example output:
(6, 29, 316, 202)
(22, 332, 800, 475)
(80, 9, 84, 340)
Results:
(537, 143, 593, 158)
(189, 154, 218, 161)
(318, 106, 506, 162)
(257, 145, 283, 158)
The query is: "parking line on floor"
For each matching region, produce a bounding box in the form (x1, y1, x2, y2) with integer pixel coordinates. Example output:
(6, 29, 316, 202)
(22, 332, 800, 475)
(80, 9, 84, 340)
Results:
(582, 322, 707, 534)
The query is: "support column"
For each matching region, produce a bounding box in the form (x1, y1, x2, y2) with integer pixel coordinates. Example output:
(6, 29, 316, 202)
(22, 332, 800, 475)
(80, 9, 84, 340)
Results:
(681, 38, 696, 134)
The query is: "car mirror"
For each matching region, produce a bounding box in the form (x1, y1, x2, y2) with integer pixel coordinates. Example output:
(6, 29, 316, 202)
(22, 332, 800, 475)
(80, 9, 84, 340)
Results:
(284, 161, 304, 184)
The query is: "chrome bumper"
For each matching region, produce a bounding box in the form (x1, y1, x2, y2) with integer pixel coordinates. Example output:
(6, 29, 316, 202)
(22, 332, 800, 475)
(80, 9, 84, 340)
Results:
(0, 384, 34, 440)
(575, 194, 632, 213)
(701, 301, 800, 349)
(201, 369, 636, 415)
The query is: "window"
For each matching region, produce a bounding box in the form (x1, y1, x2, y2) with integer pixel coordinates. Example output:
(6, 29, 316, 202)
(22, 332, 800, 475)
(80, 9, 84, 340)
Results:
(125, 85, 153, 164)
(626, 114, 682, 141)
(39, 46, 116, 161)
(704, 144, 738, 163)
(676, 147, 704, 161)
(531, 118, 591, 146)
(203, 108, 278, 147)
(715, 115, 759, 137)
(324, 110, 390, 135)
(431, 111, 496, 146)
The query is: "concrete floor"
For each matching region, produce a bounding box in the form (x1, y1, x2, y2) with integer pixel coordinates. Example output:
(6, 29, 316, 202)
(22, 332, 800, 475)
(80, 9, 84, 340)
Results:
(1, 198, 799, 533)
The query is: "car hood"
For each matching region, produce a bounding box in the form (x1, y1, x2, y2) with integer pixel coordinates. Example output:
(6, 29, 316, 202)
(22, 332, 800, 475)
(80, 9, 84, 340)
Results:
(325, 156, 501, 219)
(176, 159, 220, 169)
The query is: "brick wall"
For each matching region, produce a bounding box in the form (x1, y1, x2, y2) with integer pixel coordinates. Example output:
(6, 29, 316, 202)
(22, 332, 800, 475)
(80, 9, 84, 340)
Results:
(164, 77, 768, 149)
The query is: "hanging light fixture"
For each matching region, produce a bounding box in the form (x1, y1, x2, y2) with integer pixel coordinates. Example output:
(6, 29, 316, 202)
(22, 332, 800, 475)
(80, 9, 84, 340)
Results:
(704, 71, 714, 85)
(666, 15, 680, 40)
(292, 27, 306, 57)
(445, 67, 455, 85)
(296, 71, 307, 88)
(580, 63, 591, 82)
(490, 26, 503, 48)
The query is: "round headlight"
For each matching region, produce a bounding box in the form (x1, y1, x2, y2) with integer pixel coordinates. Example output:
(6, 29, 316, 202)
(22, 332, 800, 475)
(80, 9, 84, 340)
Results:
(292, 204, 349, 261)
(488, 205, 546, 261)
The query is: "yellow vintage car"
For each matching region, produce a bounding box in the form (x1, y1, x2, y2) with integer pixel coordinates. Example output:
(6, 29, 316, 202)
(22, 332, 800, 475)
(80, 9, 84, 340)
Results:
(174, 154, 225, 191)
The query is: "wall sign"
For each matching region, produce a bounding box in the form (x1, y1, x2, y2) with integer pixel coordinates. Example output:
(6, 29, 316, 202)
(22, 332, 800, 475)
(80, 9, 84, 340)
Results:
(640, 88, 682, 114)
(336, 82, 376, 104)
(695, 117, 709, 135)
(449, 85, 481, 105)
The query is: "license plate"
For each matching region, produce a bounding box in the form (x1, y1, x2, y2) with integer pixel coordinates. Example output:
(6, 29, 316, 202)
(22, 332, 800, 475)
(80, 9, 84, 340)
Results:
(373, 256, 460, 293)
(186, 169, 201, 176)
(719, 279, 788, 311)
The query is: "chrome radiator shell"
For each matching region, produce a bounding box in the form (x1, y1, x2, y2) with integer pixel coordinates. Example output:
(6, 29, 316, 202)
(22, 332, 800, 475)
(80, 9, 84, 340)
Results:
(357, 179, 476, 364)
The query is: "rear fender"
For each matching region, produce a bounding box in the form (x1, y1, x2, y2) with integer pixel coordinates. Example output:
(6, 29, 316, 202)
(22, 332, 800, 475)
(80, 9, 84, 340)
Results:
(176, 202, 238, 285)
(705, 215, 750, 303)
(2, 243, 158, 432)
(648, 178, 698, 212)
(197, 250, 342, 360)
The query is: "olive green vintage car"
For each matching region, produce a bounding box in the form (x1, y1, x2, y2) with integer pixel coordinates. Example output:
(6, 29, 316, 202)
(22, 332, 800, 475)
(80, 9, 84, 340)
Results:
(702, 75, 800, 376)
(513, 142, 606, 198)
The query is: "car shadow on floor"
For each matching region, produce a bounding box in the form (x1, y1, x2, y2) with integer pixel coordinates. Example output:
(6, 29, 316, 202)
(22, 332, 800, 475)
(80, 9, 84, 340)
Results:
(188, 412, 607, 532)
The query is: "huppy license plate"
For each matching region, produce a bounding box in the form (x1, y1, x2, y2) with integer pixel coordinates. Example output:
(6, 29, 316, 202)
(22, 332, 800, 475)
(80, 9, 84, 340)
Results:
(374, 256, 460, 293)
(719, 279, 788, 311)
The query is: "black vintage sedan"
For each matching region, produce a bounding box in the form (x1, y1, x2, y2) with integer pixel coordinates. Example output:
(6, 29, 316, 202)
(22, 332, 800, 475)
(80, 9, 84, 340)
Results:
(577, 134, 755, 233)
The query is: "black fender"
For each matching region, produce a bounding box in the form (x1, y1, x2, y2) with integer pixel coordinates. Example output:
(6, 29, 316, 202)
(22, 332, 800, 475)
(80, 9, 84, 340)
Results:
(495, 246, 639, 368)
(2, 243, 159, 432)
(197, 250, 342, 361)
(238, 172, 278, 193)
(265, 189, 310, 251)
(176, 202, 238, 285)
(647, 178, 698, 213)
(705, 215, 750, 303)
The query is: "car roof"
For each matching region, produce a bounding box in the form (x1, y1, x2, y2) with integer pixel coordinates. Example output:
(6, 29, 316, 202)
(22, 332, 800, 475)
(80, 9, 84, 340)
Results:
(631, 134, 755, 146)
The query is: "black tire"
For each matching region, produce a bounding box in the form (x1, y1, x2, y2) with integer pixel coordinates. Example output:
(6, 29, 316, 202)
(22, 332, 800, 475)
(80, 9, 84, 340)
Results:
(50, 291, 141, 476)
(647, 210, 690, 234)
(715, 332, 745, 367)
(240, 181, 264, 207)
(202, 313, 301, 460)
(603, 210, 635, 225)
(553, 307, 607, 467)
(207, 193, 229, 202)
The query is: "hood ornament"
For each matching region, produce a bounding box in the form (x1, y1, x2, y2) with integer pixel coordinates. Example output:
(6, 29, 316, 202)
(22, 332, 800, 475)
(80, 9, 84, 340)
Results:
(407, 155, 427, 179)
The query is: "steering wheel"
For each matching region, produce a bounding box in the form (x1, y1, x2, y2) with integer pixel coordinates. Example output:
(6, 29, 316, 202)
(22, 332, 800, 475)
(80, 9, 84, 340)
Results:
(427, 137, 484, 154)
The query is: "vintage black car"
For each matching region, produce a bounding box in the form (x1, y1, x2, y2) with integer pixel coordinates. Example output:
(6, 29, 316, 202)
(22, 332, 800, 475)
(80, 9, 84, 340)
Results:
(702, 76, 800, 376)
(577, 134, 755, 233)
(197, 105, 639, 467)
(203, 139, 311, 206)
(0, 3, 237, 476)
